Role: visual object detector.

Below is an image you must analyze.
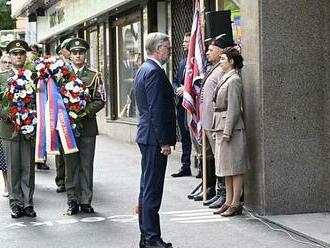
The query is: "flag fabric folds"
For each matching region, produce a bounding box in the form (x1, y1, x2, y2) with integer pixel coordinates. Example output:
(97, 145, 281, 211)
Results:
(182, 0, 206, 144)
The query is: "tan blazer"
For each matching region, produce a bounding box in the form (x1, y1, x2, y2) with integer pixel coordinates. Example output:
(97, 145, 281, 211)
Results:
(212, 70, 245, 136)
(200, 63, 225, 130)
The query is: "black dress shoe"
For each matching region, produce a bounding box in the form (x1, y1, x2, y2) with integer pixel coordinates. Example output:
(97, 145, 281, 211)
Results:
(67, 201, 79, 215)
(145, 239, 172, 248)
(11, 206, 24, 219)
(193, 187, 215, 201)
(171, 168, 191, 177)
(139, 237, 146, 248)
(36, 163, 50, 170)
(187, 188, 202, 199)
(24, 206, 37, 217)
(80, 204, 95, 213)
(203, 194, 220, 206)
(209, 195, 226, 208)
(56, 185, 66, 193)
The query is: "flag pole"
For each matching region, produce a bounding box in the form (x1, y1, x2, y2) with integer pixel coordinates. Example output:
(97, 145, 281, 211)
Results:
(198, 0, 208, 202)
(202, 129, 207, 201)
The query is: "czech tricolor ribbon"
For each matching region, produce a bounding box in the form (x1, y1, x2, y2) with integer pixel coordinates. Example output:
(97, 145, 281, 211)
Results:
(35, 78, 78, 162)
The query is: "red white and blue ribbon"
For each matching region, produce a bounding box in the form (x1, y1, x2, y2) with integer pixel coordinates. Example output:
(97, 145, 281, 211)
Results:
(35, 78, 78, 162)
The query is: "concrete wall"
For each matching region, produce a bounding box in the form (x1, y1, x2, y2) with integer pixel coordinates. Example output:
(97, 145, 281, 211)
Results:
(243, 0, 330, 215)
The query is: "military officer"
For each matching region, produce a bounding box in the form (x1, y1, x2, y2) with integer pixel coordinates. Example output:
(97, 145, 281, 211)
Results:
(0, 40, 36, 218)
(64, 38, 105, 215)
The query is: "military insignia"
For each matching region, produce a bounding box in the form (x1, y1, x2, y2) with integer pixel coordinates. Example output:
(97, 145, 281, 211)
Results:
(16, 42, 21, 47)
(75, 41, 80, 46)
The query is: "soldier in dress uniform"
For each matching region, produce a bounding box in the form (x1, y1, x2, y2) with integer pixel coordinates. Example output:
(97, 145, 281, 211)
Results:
(64, 38, 105, 215)
(0, 40, 37, 218)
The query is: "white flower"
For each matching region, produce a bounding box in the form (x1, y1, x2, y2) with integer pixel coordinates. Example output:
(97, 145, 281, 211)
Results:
(36, 63, 45, 71)
(69, 111, 78, 119)
(19, 90, 27, 98)
(69, 95, 80, 103)
(65, 81, 74, 90)
(21, 112, 28, 120)
(33, 118, 38, 125)
(14, 93, 20, 99)
(17, 79, 25, 86)
(73, 85, 80, 93)
(72, 123, 77, 129)
(24, 70, 32, 79)
(63, 98, 69, 104)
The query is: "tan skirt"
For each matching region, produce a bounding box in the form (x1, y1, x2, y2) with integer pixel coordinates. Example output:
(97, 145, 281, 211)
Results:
(214, 130, 249, 177)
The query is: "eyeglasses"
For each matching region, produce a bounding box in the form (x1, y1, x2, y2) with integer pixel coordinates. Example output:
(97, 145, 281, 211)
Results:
(1, 61, 12, 65)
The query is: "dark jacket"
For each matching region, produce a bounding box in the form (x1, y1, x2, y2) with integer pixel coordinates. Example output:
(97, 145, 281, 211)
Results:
(133, 59, 176, 146)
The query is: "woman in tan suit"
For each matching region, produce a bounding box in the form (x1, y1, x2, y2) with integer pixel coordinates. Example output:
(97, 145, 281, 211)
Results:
(212, 47, 249, 217)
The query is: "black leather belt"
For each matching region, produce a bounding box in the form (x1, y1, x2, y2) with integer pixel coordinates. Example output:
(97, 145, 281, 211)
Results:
(214, 107, 226, 112)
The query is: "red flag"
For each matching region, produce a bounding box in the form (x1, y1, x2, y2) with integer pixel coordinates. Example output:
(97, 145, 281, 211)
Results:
(182, 0, 206, 143)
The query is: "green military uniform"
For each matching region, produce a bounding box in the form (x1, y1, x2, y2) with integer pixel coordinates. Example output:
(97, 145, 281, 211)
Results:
(64, 38, 105, 213)
(0, 41, 36, 216)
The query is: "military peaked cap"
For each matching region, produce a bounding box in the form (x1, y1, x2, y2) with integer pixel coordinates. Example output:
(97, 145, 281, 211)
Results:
(66, 38, 90, 52)
(6, 40, 29, 53)
(60, 38, 73, 50)
(205, 34, 234, 49)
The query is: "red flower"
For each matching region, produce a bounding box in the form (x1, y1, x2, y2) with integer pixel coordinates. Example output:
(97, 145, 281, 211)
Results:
(10, 106, 18, 113)
(23, 118, 32, 125)
(60, 87, 67, 95)
(69, 75, 77, 81)
(71, 92, 79, 98)
(62, 66, 69, 76)
(17, 68, 25, 78)
(6, 92, 14, 101)
(23, 96, 32, 104)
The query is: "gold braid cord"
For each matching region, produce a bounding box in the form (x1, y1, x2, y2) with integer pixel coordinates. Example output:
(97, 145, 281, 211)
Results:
(87, 71, 102, 98)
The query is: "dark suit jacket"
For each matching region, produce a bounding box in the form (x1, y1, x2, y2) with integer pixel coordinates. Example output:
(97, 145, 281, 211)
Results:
(134, 59, 176, 147)
(172, 58, 186, 93)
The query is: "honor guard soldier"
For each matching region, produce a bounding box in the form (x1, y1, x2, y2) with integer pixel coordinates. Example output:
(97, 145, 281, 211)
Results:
(0, 40, 37, 218)
(64, 38, 105, 215)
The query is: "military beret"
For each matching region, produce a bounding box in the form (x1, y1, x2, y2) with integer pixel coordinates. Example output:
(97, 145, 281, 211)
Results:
(205, 34, 234, 49)
(60, 38, 73, 50)
(6, 40, 29, 53)
(66, 38, 90, 52)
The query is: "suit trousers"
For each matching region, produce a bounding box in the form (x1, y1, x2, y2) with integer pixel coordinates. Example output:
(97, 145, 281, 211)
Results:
(138, 144, 168, 242)
(65, 136, 96, 204)
(2, 138, 34, 209)
(55, 145, 65, 187)
(176, 101, 192, 170)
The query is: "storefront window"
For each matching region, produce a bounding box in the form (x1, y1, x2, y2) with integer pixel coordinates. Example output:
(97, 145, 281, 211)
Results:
(116, 16, 142, 120)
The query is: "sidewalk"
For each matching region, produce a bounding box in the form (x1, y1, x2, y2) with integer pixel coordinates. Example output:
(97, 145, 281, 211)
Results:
(262, 213, 330, 248)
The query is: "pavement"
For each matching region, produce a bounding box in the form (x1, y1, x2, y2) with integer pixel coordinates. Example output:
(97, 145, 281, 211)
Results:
(0, 134, 329, 248)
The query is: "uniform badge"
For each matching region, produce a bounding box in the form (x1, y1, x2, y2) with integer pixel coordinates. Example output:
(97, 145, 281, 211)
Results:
(75, 41, 80, 46)
(16, 42, 21, 47)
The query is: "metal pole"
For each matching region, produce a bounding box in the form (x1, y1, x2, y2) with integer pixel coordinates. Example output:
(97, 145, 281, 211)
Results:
(202, 129, 207, 202)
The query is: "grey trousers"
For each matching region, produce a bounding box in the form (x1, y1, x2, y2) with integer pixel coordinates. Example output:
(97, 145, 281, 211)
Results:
(2, 138, 35, 209)
(65, 136, 96, 205)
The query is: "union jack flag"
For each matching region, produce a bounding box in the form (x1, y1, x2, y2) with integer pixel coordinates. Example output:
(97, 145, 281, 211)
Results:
(182, 0, 206, 143)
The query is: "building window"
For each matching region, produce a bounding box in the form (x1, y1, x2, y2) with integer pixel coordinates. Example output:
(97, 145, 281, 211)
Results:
(114, 13, 142, 121)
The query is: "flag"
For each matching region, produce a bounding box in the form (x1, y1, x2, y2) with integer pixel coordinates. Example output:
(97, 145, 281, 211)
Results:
(182, 0, 206, 144)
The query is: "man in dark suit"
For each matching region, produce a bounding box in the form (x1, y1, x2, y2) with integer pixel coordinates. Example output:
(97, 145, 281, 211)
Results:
(134, 32, 175, 248)
(171, 32, 192, 178)
(64, 38, 105, 215)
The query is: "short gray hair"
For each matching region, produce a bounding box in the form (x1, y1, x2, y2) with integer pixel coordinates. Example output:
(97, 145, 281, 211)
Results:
(145, 32, 170, 55)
